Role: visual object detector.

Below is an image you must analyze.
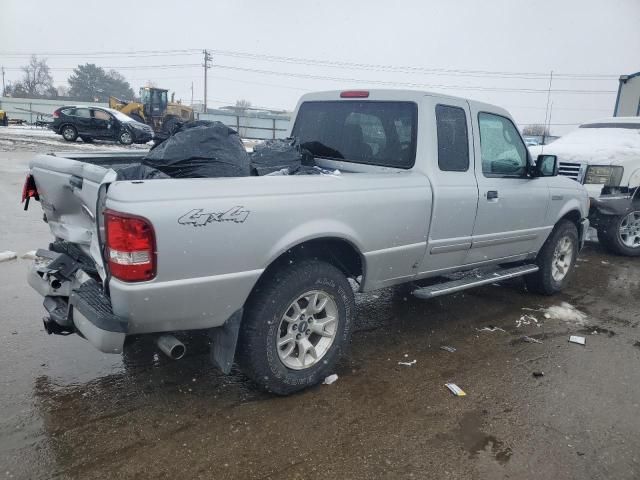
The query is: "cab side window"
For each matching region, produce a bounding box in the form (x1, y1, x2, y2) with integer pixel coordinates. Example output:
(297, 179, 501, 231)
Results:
(478, 112, 528, 177)
(436, 104, 469, 172)
(93, 109, 111, 121)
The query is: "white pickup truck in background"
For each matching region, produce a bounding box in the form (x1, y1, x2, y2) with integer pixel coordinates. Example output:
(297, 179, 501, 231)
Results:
(24, 89, 589, 394)
(531, 117, 640, 256)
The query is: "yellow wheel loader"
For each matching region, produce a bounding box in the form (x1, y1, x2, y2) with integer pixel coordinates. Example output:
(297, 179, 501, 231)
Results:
(0, 110, 8, 127)
(109, 87, 194, 134)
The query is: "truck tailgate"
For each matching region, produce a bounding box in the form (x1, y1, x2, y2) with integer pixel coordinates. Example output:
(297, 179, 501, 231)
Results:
(29, 153, 118, 278)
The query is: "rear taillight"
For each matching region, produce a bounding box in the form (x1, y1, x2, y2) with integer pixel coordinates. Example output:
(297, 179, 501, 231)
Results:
(105, 210, 156, 282)
(52, 109, 60, 118)
(21, 174, 39, 210)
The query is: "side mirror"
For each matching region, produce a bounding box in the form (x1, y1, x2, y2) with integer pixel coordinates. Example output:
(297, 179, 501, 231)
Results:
(532, 154, 558, 177)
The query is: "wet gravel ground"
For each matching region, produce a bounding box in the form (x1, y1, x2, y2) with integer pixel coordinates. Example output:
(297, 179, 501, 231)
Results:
(1, 146, 639, 479)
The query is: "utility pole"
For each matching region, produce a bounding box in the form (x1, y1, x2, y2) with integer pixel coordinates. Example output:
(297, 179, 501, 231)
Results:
(1, 66, 5, 97)
(202, 50, 212, 112)
(190, 81, 194, 107)
(542, 70, 553, 146)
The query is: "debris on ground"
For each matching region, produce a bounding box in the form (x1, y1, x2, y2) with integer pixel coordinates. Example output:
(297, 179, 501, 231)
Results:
(440, 346, 456, 353)
(543, 302, 587, 325)
(0, 251, 17, 262)
(517, 314, 541, 328)
(601, 260, 610, 265)
(569, 335, 586, 346)
(476, 326, 506, 333)
(322, 374, 339, 385)
(532, 371, 545, 377)
(20, 250, 37, 260)
(398, 360, 417, 366)
(522, 336, 543, 344)
(634, 341, 640, 349)
(445, 383, 466, 396)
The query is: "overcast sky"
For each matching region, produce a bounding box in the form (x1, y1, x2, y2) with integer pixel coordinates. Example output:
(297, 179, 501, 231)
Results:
(2, 0, 639, 134)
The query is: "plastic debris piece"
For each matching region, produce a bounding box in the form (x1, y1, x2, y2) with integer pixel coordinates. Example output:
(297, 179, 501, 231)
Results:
(516, 314, 540, 328)
(398, 360, 417, 366)
(532, 371, 545, 377)
(440, 346, 456, 353)
(0, 251, 17, 262)
(522, 336, 543, 344)
(445, 383, 466, 396)
(476, 326, 506, 333)
(323, 374, 338, 385)
(569, 335, 586, 345)
(21, 250, 37, 260)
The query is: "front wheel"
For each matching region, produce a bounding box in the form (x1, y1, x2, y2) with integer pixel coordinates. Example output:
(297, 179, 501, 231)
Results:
(526, 220, 578, 295)
(597, 211, 640, 256)
(237, 260, 355, 395)
(118, 130, 133, 145)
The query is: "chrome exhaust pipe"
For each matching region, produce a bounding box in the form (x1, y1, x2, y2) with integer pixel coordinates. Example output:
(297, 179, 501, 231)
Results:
(156, 335, 186, 360)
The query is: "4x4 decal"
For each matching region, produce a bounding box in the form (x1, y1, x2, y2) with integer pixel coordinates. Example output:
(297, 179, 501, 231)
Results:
(178, 207, 250, 226)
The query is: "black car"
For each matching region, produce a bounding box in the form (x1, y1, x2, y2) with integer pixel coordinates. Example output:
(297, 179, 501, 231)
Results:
(50, 106, 154, 145)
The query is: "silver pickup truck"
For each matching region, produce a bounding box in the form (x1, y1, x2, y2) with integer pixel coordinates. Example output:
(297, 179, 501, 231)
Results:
(24, 89, 589, 394)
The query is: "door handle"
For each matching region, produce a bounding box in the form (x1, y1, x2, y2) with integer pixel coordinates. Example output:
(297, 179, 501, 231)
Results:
(486, 190, 498, 200)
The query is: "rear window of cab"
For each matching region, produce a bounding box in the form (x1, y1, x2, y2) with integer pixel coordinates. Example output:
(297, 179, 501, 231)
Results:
(292, 101, 418, 169)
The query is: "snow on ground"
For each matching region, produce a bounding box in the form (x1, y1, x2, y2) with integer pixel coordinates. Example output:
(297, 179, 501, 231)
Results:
(0, 125, 149, 153)
(542, 302, 588, 325)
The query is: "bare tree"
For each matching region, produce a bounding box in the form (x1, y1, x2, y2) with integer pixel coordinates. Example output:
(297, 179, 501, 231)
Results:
(20, 55, 54, 97)
(522, 124, 550, 136)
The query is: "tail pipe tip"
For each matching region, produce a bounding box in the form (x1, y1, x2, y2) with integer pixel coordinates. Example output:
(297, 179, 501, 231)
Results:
(156, 335, 186, 360)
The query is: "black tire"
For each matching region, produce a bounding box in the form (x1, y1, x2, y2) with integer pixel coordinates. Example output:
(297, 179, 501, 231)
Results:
(80, 136, 93, 143)
(129, 113, 145, 124)
(596, 212, 640, 257)
(118, 129, 133, 145)
(61, 124, 78, 142)
(162, 116, 180, 136)
(237, 260, 355, 395)
(526, 220, 579, 295)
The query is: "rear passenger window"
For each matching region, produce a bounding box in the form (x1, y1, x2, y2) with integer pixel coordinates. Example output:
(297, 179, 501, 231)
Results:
(73, 108, 91, 118)
(292, 101, 418, 168)
(436, 105, 469, 172)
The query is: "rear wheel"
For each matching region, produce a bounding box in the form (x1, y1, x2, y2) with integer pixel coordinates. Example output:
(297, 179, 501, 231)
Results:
(61, 125, 78, 142)
(526, 220, 578, 295)
(597, 211, 640, 256)
(237, 260, 355, 395)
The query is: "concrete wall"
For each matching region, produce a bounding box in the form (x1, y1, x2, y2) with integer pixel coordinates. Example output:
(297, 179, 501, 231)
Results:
(614, 73, 640, 117)
(0, 97, 107, 123)
(0, 96, 293, 139)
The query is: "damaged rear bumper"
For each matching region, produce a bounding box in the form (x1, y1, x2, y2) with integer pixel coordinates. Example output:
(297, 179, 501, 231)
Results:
(27, 248, 128, 353)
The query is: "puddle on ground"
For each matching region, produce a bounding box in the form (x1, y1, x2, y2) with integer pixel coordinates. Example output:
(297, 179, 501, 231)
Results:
(453, 411, 513, 465)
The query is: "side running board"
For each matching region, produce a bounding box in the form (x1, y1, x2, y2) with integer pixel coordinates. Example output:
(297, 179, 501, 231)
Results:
(412, 264, 539, 300)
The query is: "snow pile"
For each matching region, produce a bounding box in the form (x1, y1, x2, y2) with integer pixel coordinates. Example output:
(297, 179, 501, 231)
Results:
(0, 251, 17, 262)
(543, 302, 587, 325)
(531, 125, 640, 168)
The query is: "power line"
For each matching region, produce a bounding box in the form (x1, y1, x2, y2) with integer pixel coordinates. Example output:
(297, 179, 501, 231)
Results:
(207, 48, 619, 80)
(212, 64, 618, 95)
(1, 48, 620, 80)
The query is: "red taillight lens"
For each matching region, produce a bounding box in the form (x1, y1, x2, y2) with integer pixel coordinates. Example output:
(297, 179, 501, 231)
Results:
(105, 210, 156, 282)
(21, 174, 39, 210)
(52, 109, 60, 118)
(340, 90, 369, 98)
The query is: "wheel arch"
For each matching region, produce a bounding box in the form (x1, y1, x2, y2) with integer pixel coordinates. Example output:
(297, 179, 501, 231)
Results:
(258, 236, 365, 288)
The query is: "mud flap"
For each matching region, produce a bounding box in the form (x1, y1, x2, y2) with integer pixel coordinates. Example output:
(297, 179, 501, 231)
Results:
(209, 309, 243, 374)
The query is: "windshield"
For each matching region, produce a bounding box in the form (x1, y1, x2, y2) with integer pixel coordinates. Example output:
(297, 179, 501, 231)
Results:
(102, 107, 140, 123)
(291, 101, 418, 168)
